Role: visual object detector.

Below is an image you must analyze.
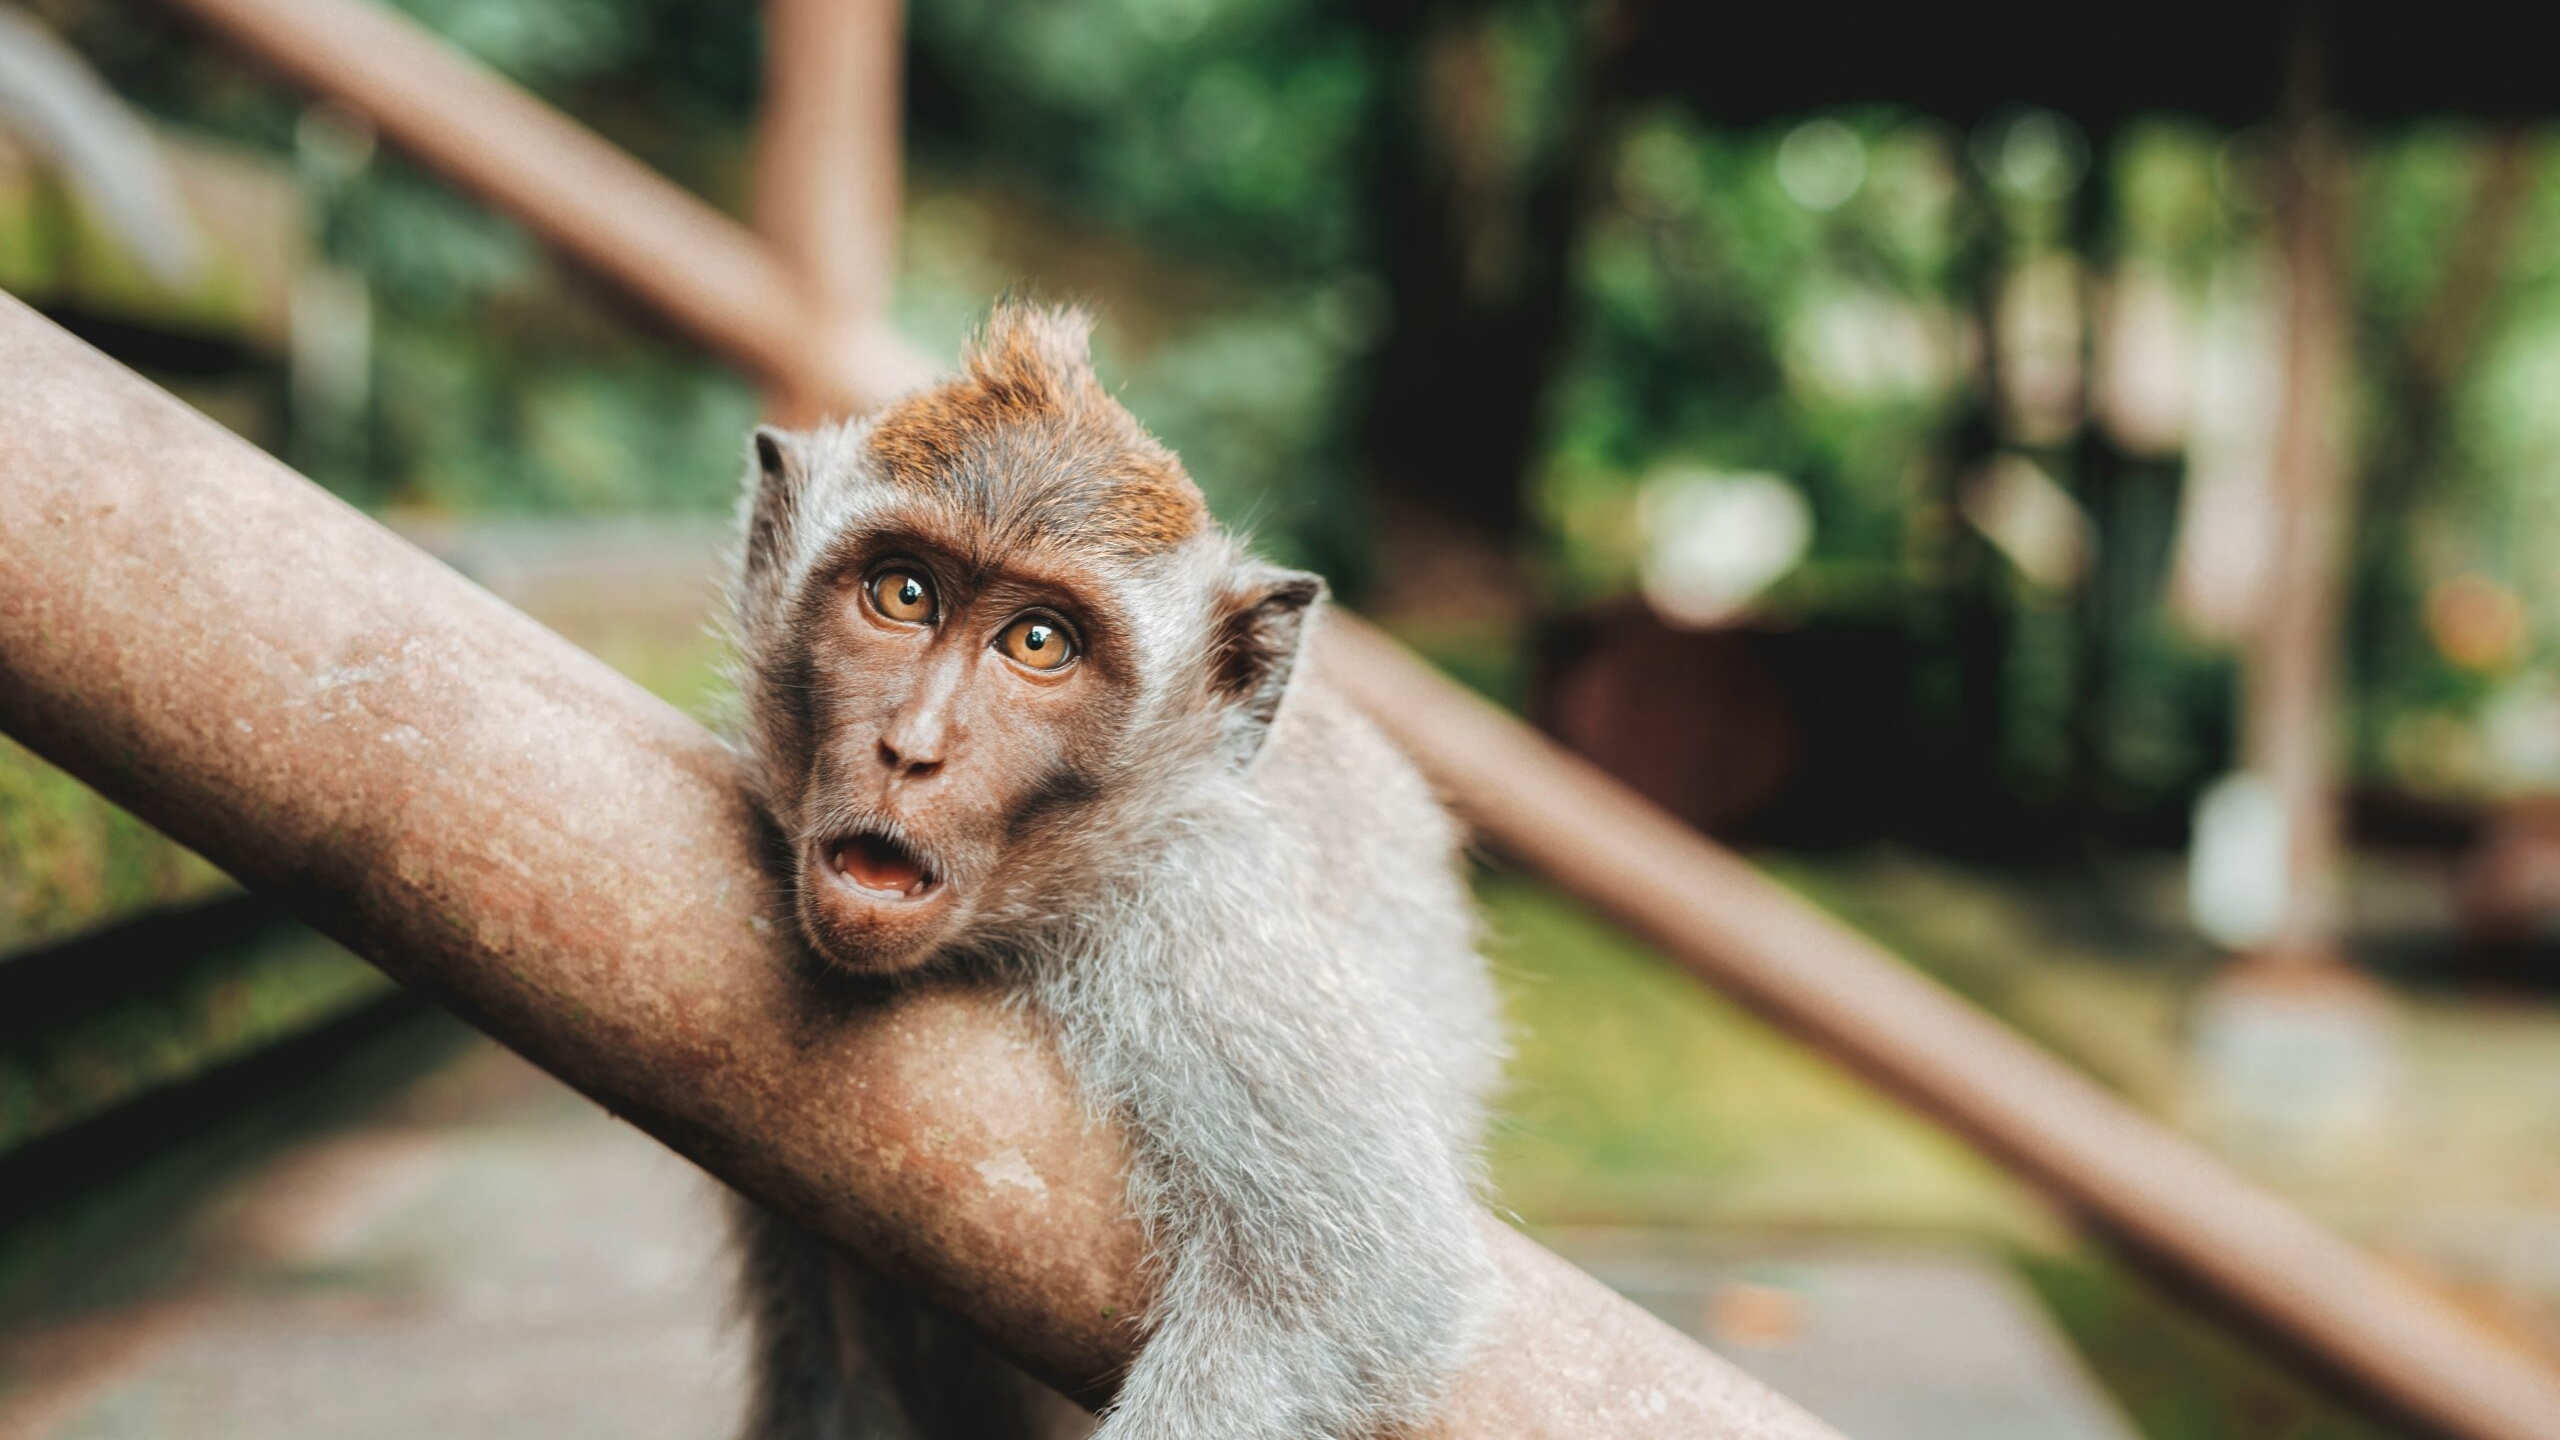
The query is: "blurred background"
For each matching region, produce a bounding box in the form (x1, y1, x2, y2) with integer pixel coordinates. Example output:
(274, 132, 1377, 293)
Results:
(3, 3, 2557, 1438)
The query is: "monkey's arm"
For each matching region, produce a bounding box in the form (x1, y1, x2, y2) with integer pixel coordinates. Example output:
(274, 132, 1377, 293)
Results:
(1030, 866, 1497, 1440)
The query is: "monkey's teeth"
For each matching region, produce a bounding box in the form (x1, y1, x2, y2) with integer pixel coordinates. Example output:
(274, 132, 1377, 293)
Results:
(832, 833, 931, 896)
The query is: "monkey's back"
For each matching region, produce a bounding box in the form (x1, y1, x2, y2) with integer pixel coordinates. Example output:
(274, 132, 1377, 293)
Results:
(1240, 623, 1508, 1126)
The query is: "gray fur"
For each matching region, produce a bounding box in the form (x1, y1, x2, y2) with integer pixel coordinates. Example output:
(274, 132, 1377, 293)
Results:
(722, 309, 1504, 1440)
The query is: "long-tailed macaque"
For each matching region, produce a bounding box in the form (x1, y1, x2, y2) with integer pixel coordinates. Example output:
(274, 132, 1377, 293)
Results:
(723, 302, 1503, 1440)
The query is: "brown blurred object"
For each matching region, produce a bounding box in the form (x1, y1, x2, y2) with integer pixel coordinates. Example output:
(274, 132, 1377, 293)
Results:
(2426, 575, 2530, 675)
(1536, 602, 1797, 837)
(1707, 1282, 1811, 1353)
(1535, 604, 1983, 850)
(2454, 801, 2560, 945)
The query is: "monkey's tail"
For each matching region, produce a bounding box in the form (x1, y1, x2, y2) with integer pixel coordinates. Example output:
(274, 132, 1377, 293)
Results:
(729, 1192, 870, 1440)
(726, 1190, 1078, 1440)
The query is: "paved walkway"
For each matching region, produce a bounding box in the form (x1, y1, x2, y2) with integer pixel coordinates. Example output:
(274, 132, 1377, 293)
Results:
(0, 1025, 2136, 1440)
(1550, 1229, 2135, 1440)
(0, 1035, 741, 1440)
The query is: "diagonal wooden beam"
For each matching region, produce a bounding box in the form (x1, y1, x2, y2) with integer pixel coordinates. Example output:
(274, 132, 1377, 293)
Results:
(153, 0, 930, 414)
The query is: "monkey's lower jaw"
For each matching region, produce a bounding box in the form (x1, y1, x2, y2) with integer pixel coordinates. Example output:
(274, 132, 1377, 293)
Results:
(824, 831, 940, 900)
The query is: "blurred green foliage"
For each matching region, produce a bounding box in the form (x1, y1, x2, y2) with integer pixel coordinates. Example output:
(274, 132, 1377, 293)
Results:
(21, 0, 2554, 816)
(0, 737, 224, 957)
(1540, 107, 1966, 608)
(1481, 872, 2042, 1237)
(910, 0, 1379, 271)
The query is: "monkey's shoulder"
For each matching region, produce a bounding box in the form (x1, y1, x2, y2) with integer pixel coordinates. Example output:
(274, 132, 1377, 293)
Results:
(1249, 662, 1464, 867)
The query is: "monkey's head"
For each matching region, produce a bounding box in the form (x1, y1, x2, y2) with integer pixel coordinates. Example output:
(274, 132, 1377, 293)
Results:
(729, 303, 1324, 975)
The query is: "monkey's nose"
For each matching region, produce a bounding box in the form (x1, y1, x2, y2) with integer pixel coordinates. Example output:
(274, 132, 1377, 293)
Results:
(876, 736, 944, 781)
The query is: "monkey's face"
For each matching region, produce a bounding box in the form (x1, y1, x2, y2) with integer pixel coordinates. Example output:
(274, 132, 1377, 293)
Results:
(739, 303, 1322, 976)
(782, 536, 1147, 974)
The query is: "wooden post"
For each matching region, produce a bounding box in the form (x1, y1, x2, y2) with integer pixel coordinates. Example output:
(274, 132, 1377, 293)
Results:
(753, 0, 916, 424)
(2243, 69, 2354, 968)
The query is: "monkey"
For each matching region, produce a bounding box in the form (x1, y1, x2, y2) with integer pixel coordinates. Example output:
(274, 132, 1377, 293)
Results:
(720, 301, 1505, 1440)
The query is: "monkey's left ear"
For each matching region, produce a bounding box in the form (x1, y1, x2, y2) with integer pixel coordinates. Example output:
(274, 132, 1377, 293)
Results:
(1210, 565, 1326, 761)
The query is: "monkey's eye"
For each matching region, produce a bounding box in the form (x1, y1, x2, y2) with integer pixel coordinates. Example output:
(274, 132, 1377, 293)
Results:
(868, 569, 935, 623)
(997, 615, 1077, 672)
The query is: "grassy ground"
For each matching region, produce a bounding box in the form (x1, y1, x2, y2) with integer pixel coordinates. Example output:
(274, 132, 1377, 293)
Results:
(2019, 1248, 2398, 1440)
(1480, 872, 2044, 1240)
(0, 1011, 472, 1336)
(1777, 849, 2560, 1360)
(0, 737, 226, 957)
(1480, 861, 2417, 1440)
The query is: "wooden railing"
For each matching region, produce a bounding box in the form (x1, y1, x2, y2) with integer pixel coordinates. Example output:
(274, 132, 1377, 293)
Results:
(0, 895, 417, 1226)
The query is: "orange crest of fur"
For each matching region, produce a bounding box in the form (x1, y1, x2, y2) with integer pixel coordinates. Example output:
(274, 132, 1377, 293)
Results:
(868, 304, 1209, 556)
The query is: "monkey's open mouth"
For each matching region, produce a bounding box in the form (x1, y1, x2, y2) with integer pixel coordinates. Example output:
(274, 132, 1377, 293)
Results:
(823, 831, 940, 900)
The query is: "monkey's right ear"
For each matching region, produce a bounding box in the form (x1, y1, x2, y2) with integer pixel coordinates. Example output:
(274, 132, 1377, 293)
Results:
(1209, 565, 1326, 761)
(745, 425, 809, 562)
(752, 425, 805, 488)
